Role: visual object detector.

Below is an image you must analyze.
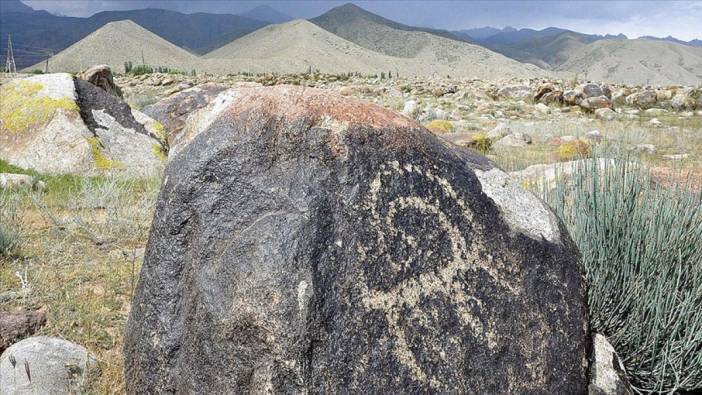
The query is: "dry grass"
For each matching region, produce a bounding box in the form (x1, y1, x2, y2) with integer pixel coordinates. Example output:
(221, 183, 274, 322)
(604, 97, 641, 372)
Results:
(0, 172, 161, 394)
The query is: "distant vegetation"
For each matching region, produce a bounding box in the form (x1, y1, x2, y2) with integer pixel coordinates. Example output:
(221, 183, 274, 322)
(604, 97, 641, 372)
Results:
(543, 158, 702, 393)
(124, 61, 188, 76)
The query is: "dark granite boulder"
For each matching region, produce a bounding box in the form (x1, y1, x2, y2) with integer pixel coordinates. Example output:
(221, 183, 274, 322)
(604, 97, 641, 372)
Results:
(124, 85, 590, 394)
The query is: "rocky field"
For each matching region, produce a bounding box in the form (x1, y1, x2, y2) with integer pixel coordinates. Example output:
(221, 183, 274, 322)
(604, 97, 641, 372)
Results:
(1, 68, 701, 394)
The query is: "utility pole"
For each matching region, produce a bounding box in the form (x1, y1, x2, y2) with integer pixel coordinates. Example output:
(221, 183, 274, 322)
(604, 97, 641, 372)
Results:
(141, 49, 145, 66)
(44, 51, 52, 73)
(5, 34, 17, 74)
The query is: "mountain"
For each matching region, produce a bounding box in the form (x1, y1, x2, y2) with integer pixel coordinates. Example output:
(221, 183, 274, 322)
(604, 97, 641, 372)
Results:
(205, 19, 545, 79)
(0, 0, 35, 13)
(456, 26, 515, 40)
(29, 20, 200, 73)
(309, 3, 472, 58)
(205, 20, 401, 75)
(472, 28, 627, 68)
(556, 39, 702, 85)
(239, 5, 292, 24)
(0, 8, 267, 68)
(640, 35, 702, 48)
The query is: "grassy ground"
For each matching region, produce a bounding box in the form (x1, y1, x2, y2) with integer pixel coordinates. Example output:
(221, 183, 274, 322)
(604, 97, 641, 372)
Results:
(1, 163, 160, 393)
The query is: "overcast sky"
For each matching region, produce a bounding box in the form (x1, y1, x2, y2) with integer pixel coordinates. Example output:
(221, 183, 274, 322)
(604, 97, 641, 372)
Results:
(21, 0, 702, 41)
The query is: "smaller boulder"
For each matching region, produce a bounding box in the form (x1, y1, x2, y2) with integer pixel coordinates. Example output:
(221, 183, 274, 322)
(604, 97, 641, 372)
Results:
(0, 174, 44, 191)
(540, 90, 564, 105)
(563, 90, 583, 106)
(586, 130, 603, 142)
(402, 100, 419, 118)
(588, 334, 634, 395)
(486, 123, 511, 140)
(595, 108, 617, 121)
(0, 336, 99, 394)
(0, 309, 47, 354)
(534, 102, 551, 114)
(497, 85, 532, 100)
(78, 65, 122, 98)
(626, 90, 657, 109)
(581, 83, 604, 98)
(580, 96, 612, 112)
(534, 83, 556, 101)
(633, 144, 656, 154)
(495, 132, 532, 147)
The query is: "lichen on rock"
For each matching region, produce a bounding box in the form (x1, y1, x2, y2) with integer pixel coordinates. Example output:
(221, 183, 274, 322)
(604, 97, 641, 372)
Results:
(0, 79, 79, 134)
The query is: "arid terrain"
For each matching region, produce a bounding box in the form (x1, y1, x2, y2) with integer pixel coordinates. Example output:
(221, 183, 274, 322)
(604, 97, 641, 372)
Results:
(1, 1, 701, 394)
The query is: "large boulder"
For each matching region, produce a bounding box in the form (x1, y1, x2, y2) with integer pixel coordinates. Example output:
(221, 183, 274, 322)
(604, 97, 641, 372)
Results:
(0, 73, 166, 176)
(0, 336, 98, 394)
(124, 86, 590, 393)
(77, 64, 122, 98)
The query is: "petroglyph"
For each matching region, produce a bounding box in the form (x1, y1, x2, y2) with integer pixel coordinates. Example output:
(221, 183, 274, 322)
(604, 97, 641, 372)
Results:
(358, 160, 519, 388)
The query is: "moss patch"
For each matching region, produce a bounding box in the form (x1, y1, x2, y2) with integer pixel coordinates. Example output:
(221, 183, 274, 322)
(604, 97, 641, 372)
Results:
(152, 121, 167, 144)
(151, 143, 167, 162)
(86, 137, 126, 170)
(0, 80, 79, 133)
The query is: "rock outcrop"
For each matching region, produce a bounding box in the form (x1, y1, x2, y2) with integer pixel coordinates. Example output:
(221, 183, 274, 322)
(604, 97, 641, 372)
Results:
(124, 85, 589, 393)
(0, 73, 165, 176)
(0, 336, 98, 394)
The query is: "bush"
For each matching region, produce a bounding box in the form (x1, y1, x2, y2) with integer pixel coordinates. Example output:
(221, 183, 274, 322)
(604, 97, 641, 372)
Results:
(425, 120, 454, 134)
(471, 132, 492, 154)
(558, 140, 591, 161)
(127, 65, 153, 76)
(542, 159, 702, 393)
(30, 69, 44, 75)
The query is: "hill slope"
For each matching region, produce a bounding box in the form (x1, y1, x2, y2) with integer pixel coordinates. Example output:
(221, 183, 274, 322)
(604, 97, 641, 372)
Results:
(556, 39, 702, 85)
(206, 19, 545, 79)
(1, 8, 267, 68)
(30, 20, 200, 73)
(310, 3, 471, 58)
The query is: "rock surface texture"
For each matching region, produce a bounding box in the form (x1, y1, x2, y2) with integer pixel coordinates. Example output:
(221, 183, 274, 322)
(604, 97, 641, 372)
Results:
(0, 73, 165, 176)
(0, 309, 47, 354)
(0, 336, 98, 394)
(124, 85, 590, 394)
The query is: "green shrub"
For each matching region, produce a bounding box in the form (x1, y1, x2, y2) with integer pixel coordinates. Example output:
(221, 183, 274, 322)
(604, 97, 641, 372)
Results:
(127, 65, 153, 76)
(542, 159, 702, 393)
(30, 69, 44, 75)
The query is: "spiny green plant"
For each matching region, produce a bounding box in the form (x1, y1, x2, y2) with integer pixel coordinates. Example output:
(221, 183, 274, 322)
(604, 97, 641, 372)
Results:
(541, 158, 702, 394)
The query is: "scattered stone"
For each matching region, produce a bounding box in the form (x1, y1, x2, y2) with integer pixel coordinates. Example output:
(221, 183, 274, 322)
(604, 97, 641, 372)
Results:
(581, 83, 604, 98)
(579, 96, 612, 112)
(402, 100, 419, 118)
(649, 118, 662, 126)
(0, 173, 44, 191)
(535, 102, 551, 114)
(534, 83, 556, 101)
(664, 154, 689, 160)
(586, 130, 603, 142)
(495, 132, 532, 147)
(0, 336, 99, 394)
(634, 144, 656, 154)
(540, 90, 564, 105)
(0, 309, 47, 354)
(563, 90, 583, 106)
(77, 64, 123, 98)
(497, 85, 532, 100)
(486, 122, 511, 140)
(595, 108, 617, 121)
(124, 85, 589, 394)
(588, 334, 634, 395)
(644, 108, 667, 116)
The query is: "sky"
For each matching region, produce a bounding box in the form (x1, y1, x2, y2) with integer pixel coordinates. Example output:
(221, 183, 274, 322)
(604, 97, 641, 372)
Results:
(20, 0, 702, 41)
